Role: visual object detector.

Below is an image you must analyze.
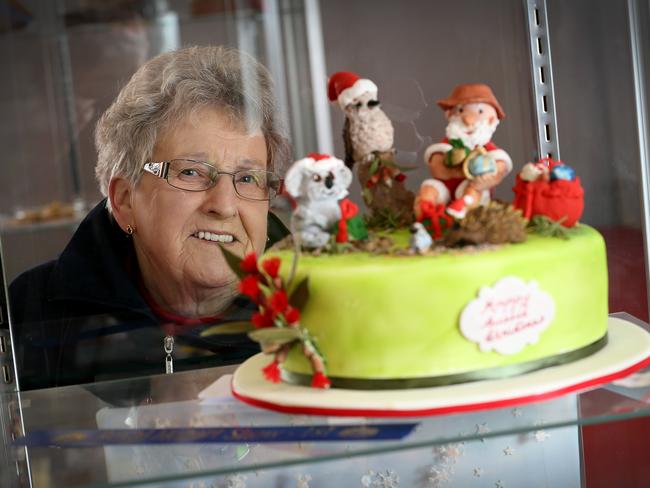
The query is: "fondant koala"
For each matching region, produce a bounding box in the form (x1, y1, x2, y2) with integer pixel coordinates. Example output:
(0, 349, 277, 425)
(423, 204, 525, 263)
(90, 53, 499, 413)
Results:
(284, 153, 353, 249)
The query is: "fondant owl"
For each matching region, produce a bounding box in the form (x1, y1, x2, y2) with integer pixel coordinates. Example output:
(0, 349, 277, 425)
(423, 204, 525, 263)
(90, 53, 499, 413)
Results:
(328, 71, 394, 168)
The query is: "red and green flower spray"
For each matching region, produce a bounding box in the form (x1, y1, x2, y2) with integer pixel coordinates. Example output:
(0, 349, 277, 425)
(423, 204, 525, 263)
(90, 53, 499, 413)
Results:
(220, 249, 331, 389)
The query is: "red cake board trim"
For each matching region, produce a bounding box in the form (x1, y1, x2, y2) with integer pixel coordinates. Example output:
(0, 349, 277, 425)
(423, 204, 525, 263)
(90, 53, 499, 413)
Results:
(232, 354, 650, 417)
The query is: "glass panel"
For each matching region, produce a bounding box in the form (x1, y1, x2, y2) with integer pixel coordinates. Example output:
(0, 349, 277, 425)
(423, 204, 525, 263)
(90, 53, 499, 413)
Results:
(1, 347, 650, 486)
(2, 0, 650, 485)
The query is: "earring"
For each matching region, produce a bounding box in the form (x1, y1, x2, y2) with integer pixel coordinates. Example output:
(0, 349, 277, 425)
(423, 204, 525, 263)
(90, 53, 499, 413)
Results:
(266, 236, 270, 242)
(126, 224, 135, 235)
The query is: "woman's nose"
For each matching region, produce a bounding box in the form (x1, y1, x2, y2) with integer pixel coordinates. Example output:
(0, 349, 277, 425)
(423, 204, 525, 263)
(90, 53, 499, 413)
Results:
(202, 175, 237, 217)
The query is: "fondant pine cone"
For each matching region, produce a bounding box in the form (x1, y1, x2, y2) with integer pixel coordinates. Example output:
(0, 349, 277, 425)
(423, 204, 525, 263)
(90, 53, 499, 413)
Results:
(444, 201, 528, 247)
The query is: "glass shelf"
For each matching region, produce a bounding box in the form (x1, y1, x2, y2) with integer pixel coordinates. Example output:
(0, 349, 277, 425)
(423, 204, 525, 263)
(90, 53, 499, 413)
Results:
(2, 314, 649, 487)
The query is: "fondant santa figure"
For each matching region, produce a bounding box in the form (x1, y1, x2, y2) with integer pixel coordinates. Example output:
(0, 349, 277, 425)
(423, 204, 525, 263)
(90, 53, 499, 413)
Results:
(416, 83, 512, 220)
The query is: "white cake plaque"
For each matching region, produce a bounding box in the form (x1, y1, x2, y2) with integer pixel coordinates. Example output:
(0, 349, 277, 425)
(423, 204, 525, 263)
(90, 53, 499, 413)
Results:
(460, 277, 555, 355)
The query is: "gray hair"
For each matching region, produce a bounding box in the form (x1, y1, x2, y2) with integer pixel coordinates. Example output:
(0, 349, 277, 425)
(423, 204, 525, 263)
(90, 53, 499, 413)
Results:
(95, 45, 290, 200)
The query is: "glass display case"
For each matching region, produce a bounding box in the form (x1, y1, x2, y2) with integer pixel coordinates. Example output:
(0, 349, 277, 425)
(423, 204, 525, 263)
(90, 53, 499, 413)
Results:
(2, 0, 650, 486)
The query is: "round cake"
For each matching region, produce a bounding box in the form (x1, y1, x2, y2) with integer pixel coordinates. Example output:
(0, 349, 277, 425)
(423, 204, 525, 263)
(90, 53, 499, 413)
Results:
(269, 225, 608, 388)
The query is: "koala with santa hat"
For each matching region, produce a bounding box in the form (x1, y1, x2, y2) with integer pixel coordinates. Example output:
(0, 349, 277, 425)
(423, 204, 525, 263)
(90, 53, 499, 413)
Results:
(416, 84, 512, 220)
(284, 153, 353, 249)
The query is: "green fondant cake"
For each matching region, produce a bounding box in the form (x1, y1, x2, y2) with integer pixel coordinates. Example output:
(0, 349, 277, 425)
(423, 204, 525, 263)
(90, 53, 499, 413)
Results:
(270, 225, 608, 388)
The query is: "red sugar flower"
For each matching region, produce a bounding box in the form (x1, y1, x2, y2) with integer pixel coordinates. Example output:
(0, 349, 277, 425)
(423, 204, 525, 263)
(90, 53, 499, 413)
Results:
(284, 306, 301, 325)
(238, 275, 260, 300)
(267, 289, 288, 316)
(261, 257, 281, 278)
(262, 360, 282, 383)
(311, 371, 331, 389)
(240, 252, 258, 274)
(394, 173, 406, 182)
(251, 309, 274, 328)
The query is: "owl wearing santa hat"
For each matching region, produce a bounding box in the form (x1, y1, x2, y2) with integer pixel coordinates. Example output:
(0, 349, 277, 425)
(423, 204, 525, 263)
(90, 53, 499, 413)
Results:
(328, 71, 394, 168)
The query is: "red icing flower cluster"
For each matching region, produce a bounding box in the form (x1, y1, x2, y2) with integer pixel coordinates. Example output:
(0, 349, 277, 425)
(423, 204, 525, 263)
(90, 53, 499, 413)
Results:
(237, 255, 301, 328)
(237, 252, 330, 389)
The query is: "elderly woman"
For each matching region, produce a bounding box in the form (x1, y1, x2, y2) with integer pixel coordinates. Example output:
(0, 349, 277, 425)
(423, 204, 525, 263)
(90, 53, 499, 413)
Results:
(9, 46, 289, 390)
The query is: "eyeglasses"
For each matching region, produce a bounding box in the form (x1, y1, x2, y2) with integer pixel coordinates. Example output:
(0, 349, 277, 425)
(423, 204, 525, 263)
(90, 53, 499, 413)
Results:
(143, 159, 282, 201)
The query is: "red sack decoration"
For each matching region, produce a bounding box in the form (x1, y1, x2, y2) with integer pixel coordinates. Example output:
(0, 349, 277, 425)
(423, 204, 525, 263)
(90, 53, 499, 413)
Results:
(512, 174, 584, 227)
(336, 198, 359, 243)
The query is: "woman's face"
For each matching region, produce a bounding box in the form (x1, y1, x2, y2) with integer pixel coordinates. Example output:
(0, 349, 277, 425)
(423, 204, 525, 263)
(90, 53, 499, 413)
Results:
(131, 107, 269, 292)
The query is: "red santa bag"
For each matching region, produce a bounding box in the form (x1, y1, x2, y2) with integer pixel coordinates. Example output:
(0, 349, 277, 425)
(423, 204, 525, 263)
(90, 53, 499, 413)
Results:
(512, 175, 584, 227)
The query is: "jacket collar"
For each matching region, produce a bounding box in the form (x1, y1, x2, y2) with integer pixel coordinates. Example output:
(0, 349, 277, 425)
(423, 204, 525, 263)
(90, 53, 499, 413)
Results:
(47, 199, 154, 318)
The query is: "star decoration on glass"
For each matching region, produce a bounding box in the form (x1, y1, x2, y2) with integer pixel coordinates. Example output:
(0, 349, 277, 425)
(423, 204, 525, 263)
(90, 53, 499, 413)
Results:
(534, 430, 551, 442)
(473, 467, 484, 477)
(427, 466, 451, 487)
(224, 474, 247, 488)
(503, 446, 514, 456)
(495, 480, 505, 488)
(361, 469, 400, 487)
(432, 443, 464, 463)
(475, 423, 491, 441)
(511, 408, 523, 418)
(296, 473, 312, 488)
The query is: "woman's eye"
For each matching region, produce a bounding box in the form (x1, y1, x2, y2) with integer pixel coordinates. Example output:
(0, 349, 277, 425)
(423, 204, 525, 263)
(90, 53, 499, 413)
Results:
(180, 168, 200, 177)
(479, 108, 484, 114)
(458, 107, 464, 113)
(237, 173, 263, 186)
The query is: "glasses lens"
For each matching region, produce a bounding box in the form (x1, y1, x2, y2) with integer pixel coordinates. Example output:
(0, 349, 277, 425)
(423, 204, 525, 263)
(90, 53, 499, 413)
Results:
(234, 170, 280, 201)
(167, 160, 214, 191)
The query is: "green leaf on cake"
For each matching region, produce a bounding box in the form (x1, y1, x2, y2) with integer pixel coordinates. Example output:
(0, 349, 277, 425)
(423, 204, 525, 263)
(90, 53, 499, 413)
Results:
(379, 157, 396, 169)
(347, 215, 369, 241)
(289, 277, 310, 310)
(219, 246, 247, 279)
(528, 215, 570, 239)
(369, 159, 380, 176)
(200, 321, 254, 336)
(248, 327, 301, 352)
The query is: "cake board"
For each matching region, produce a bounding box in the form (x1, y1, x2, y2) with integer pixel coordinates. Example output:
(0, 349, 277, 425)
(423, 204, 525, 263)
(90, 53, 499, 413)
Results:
(231, 317, 650, 417)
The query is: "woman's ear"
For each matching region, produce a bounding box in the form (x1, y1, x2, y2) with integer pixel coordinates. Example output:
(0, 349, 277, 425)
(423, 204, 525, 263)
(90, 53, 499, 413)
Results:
(108, 177, 135, 233)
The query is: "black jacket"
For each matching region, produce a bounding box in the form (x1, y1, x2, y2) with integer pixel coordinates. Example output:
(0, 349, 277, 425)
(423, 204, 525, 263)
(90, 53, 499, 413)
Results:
(9, 200, 288, 391)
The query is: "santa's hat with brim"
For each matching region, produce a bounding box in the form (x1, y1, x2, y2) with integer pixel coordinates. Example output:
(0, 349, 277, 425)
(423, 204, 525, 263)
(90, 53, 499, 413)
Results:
(437, 83, 506, 119)
(328, 71, 378, 110)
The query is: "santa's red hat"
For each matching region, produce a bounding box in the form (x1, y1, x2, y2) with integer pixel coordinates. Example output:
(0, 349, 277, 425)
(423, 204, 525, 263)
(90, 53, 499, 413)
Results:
(327, 71, 378, 109)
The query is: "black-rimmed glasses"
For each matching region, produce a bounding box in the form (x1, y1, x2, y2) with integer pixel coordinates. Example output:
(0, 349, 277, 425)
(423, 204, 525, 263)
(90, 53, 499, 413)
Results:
(143, 160, 282, 201)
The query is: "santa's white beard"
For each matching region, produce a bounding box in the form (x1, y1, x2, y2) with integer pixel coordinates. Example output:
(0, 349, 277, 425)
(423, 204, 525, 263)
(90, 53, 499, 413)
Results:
(445, 116, 499, 148)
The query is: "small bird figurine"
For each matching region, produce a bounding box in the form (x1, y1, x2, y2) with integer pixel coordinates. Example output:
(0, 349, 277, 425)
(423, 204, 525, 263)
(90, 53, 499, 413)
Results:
(409, 222, 433, 254)
(327, 71, 394, 169)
